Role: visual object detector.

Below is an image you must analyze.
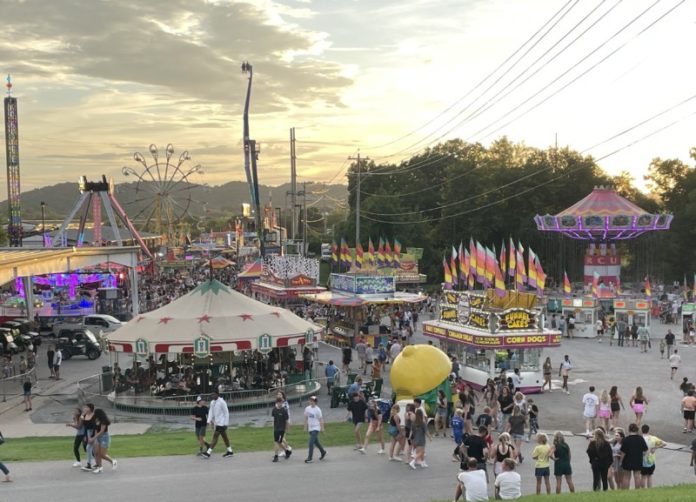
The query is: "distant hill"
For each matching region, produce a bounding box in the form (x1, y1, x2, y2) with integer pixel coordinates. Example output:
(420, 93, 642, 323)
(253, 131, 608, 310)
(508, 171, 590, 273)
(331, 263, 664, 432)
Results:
(0, 181, 347, 220)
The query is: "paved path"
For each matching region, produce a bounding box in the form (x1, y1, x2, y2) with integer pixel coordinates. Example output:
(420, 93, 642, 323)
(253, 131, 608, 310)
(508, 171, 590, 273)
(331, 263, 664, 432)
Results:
(1, 434, 693, 502)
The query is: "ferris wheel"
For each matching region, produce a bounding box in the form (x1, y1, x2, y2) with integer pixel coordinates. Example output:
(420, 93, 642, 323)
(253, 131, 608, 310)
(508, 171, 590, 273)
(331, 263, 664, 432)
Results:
(121, 144, 203, 245)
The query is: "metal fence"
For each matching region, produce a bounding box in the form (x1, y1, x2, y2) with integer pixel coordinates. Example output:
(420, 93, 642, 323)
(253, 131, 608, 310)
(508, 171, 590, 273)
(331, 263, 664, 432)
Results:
(1, 366, 37, 402)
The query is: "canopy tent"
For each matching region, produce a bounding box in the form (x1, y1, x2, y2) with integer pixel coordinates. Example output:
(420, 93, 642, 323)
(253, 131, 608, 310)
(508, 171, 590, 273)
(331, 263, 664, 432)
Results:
(300, 290, 426, 307)
(238, 259, 263, 280)
(205, 256, 235, 269)
(109, 279, 320, 354)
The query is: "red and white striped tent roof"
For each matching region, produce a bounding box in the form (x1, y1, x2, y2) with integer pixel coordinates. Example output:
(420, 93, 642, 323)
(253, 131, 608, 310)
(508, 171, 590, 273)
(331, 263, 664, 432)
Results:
(557, 187, 647, 217)
(109, 280, 320, 354)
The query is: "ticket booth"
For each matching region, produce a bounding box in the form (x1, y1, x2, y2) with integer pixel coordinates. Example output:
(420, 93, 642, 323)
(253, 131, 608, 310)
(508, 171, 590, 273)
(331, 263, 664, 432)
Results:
(561, 298, 600, 338)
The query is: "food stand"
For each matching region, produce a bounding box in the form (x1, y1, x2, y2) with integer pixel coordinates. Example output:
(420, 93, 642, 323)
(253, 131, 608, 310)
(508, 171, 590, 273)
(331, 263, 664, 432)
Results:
(561, 297, 602, 338)
(682, 303, 695, 342)
(423, 290, 561, 393)
(613, 298, 651, 330)
(250, 255, 326, 306)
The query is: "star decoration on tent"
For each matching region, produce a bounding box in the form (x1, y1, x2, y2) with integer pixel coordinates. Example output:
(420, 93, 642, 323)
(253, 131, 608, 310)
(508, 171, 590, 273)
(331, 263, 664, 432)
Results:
(135, 316, 145, 323)
(159, 317, 173, 324)
(238, 314, 253, 321)
(197, 314, 212, 323)
(196, 280, 231, 296)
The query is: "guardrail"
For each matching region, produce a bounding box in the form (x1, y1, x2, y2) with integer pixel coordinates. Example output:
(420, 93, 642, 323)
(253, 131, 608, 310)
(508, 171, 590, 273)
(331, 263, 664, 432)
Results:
(1, 366, 37, 402)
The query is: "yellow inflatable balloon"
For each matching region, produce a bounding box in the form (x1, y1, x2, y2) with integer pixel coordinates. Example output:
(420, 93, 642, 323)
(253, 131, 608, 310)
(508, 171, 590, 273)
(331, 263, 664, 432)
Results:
(390, 345, 451, 400)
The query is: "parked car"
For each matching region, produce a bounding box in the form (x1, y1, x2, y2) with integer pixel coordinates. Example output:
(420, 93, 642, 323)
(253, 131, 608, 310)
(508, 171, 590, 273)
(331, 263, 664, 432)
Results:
(56, 329, 102, 360)
(52, 314, 125, 337)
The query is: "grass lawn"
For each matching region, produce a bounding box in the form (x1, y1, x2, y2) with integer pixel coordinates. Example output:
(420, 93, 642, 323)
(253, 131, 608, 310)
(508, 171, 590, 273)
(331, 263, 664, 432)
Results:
(1, 422, 359, 462)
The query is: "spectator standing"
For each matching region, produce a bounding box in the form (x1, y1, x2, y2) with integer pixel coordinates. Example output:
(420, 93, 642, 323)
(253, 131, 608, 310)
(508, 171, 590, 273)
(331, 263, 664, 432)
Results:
(355, 337, 367, 372)
(532, 433, 552, 495)
(53, 347, 62, 380)
(682, 389, 696, 433)
(640, 424, 665, 488)
(324, 360, 339, 395)
(586, 428, 613, 491)
(550, 431, 575, 494)
(620, 423, 648, 489)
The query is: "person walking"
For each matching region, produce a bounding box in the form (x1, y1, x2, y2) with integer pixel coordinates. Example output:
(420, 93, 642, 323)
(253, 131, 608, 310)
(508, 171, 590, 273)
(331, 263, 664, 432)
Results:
(90, 408, 116, 474)
(567, 315, 575, 338)
(387, 403, 404, 461)
(275, 390, 293, 456)
(47, 345, 55, 379)
(201, 391, 234, 459)
(360, 397, 385, 454)
(0, 433, 11, 482)
(682, 389, 696, 433)
(81, 403, 96, 472)
(665, 329, 676, 357)
(638, 324, 650, 353)
(408, 408, 431, 469)
(582, 386, 599, 437)
(491, 432, 515, 477)
(190, 396, 209, 455)
(347, 392, 367, 449)
(640, 424, 665, 488)
(355, 337, 367, 372)
(22, 379, 32, 412)
(559, 355, 571, 395)
(66, 407, 85, 468)
(53, 347, 62, 380)
(587, 428, 613, 491)
(271, 397, 290, 462)
(630, 387, 648, 426)
(303, 395, 326, 463)
(598, 390, 612, 432)
(508, 406, 526, 464)
(669, 349, 681, 380)
(435, 389, 448, 437)
(324, 360, 339, 396)
(609, 386, 625, 430)
(620, 423, 648, 489)
(550, 431, 575, 494)
(541, 357, 552, 393)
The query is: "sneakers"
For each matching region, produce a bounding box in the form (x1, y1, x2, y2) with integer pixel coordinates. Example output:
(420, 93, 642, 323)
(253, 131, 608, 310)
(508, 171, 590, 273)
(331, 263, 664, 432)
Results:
(285, 449, 292, 459)
(222, 451, 234, 458)
(408, 460, 416, 470)
(200, 452, 211, 459)
(452, 455, 460, 462)
(112, 460, 118, 471)
(72, 461, 82, 468)
(272, 455, 279, 463)
(320, 451, 327, 460)
(92, 467, 103, 474)
(304, 459, 313, 463)
(421, 462, 429, 468)
(81, 464, 92, 472)
(377, 449, 385, 455)
(358, 447, 366, 454)
(353, 445, 361, 450)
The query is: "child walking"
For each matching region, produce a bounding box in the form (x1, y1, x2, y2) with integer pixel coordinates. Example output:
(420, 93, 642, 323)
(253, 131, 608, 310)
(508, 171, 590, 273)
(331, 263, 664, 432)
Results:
(528, 399, 539, 438)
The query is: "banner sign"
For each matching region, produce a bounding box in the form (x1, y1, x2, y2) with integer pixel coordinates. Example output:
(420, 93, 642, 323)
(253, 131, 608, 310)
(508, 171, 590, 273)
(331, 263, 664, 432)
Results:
(355, 275, 395, 295)
(440, 306, 459, 322)
(423, 323, 561, 349)
(498, 309, 537, 331)
(331, 274, 355, 293)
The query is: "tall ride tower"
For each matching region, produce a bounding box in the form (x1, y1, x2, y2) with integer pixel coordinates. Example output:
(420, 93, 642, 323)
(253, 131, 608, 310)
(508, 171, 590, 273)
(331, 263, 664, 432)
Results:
(4, 75, 22, 246)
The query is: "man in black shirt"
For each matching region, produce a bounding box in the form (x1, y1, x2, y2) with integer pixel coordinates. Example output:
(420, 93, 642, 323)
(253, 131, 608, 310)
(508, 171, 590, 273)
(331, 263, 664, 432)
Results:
(464, 425, 489, 478)
(271, 397, 290, 462)
(347, 393, 368, 449)
(665, 330, 676, 357)
(191, 397, 209, 455)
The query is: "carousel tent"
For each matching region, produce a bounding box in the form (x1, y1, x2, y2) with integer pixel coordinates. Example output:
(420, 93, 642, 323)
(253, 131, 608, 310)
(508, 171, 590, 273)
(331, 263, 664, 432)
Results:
(108, 280, 320, 354)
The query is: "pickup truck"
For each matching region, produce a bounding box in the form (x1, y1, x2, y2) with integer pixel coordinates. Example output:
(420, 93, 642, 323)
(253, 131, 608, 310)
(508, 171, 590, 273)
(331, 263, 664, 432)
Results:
(52, 314, 125, 337)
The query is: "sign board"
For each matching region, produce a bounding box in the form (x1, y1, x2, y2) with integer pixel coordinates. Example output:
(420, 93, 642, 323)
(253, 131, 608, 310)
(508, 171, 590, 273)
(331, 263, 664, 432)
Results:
(331, 274, 355, 293)
(406, 248, 424, 259)
(194, 335, 211, 359)
(498, 309, 537, 331)
(422, 323, 562, 349)
(135, 338, 149, 356)
(440, 306, 458, 322)
(258, 333, 273, 354)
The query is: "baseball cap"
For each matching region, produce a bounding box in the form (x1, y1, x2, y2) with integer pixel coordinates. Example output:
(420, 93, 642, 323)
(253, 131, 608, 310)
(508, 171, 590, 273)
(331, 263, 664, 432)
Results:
(196, 396, 203, 402)
(309, 395, 318, 402)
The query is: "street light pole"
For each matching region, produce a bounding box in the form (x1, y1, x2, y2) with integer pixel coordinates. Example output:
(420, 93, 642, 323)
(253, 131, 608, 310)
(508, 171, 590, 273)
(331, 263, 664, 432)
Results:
(40, 201, 46, 247)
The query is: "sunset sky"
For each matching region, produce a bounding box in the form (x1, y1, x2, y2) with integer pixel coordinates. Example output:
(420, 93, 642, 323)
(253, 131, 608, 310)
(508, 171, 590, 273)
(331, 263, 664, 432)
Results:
(1, 0, 695, 193)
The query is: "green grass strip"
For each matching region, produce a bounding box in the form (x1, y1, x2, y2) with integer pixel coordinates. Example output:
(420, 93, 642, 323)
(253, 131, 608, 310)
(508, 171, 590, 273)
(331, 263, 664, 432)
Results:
(1, 422, 359, 462)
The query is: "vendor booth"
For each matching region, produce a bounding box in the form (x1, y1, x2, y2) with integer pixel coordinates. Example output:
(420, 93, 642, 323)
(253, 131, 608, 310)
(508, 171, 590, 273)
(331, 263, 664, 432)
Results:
(423, 290, 561, 393)
(250, 255, 326, 305)
(561, 297, 602, 338)
(107, 279, 322, 413)
(301, 273, 426, 348)
(613, 298, 651, 332)
(682, 303, 695, 342)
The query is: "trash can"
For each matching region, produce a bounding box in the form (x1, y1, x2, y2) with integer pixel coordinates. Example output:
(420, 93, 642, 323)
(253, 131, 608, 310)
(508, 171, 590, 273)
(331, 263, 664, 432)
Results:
(101, 367, 113, 393)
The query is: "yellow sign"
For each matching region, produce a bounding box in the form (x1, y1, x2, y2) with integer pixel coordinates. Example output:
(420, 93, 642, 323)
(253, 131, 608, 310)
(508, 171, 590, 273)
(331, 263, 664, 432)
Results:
(468, 312, 488, 329)
(444, 291, 459, 304)
(499, 309, 536, 331)
(440, 307, 458, 322)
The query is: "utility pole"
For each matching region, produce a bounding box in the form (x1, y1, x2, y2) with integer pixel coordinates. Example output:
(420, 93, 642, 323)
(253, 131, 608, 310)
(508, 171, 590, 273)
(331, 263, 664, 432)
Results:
(348, 153, 368, 247)
(302, 182, 308, 256)
(289, 127, 297, 242)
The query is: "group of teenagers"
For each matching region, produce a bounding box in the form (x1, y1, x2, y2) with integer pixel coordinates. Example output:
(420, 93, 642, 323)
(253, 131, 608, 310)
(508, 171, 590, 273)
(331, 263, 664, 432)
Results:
(67, 404, 116, 474)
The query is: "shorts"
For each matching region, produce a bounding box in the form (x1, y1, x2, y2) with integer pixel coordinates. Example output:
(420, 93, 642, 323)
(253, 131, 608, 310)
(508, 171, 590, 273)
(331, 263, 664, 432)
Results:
(23, 390, 31, 397)
(640, 465, 655, 476)
(96, 433, 111, 448)
(535, 467, 550, 478)
(195, 426, 207, 438)
(436, 409, 448, 418)
(598, 409, 611, 419)
(685, 410, 695, 420)
(512, 433, 525, 441)
(54, 364, 60, 372)
(353, 420, 365, 428)
(554, 465, 572, 476)
(632, 403, 645, 414)
(214, 425, 228, 434)
(273, 430, 285, 443)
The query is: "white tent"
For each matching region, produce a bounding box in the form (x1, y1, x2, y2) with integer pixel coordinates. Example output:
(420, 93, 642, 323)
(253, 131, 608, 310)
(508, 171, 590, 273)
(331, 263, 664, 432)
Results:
(109, 280, 320, 354)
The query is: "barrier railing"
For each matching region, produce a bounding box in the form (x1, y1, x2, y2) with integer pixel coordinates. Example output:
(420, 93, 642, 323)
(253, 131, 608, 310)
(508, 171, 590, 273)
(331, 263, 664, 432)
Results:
(1, 366, 37, 402)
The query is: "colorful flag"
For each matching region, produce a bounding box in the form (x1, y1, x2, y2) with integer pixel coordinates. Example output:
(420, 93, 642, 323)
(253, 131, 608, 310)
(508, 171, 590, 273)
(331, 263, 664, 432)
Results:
(342, 237, 352, 268)
(693, 273, 696, 298)
(469, 238, 477, 282)
(536, 258, 546, 295)
(393, 239, 402, 267)
(476, 241, 485, 282)
(451, 246, 459, 286)
(644, 276, 651, 298)
(494, 258, 506, 297)
(517, 241, 527, 283)
(356, 243, 364, 269)
(458, 242, 467, 282)
(367, 238, 375, 267)
(443, 256, 452, 289)
(499, 241, 507, 278)
(465, 250, 474, 289)
(527, 248, 537, 289)
(385, 240, 393, 268)
(331, 240, 338, 264)
(508, 237, 516, 277)
(615, 275, 622, 295)
(563, 271, 571, 296)
(377, 238, 385, 267)
(592, 271, 600, 297)
(485, 247, 496, 286)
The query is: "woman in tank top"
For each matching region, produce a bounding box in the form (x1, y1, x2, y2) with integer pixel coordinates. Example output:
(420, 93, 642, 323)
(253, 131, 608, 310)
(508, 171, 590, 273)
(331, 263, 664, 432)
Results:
(490, 432, 515, 475)
(609, 386, 624, 429)
(629, 386, 648, 425)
